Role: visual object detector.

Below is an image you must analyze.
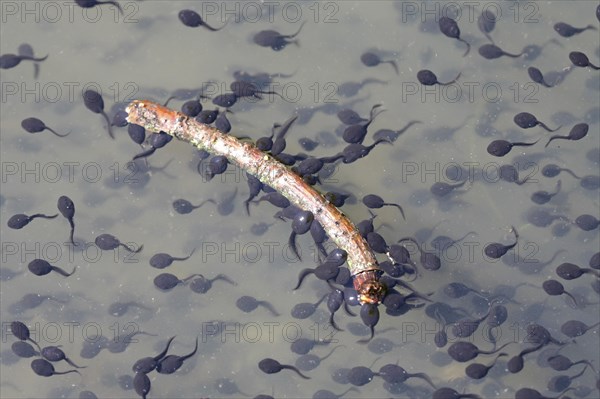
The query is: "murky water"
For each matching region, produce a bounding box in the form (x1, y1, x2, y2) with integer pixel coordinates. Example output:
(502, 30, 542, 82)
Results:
(1, 1, 599, 398)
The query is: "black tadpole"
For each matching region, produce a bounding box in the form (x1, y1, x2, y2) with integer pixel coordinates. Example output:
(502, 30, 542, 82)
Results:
(7, 212, 57, 229)
(378, 363, 436, 387)
(556, 262, 600, 280)
(362, 194, 405, 219)
(132, 132, 173, 160)
(291, 294, 328, 319)
(204, 108, 227, 124)
(253, 21, 306, 51)
(546, 123, 588, 147)
(294, 263, 339, 290)
(514, 388, 549, 399)
(372, 120, 422, 143)
(41, 346, 86, 368)
(547, 365, 589, 392)
(347, 365, 380, 386)
(479, 43, 523, 59)
(447, 341, 511, 362)
(295, 157, 325, 176)
(112, 110, 129, 127)
(358, 303, 380, 343)
(95, 233, 143, 253)
(212, 93, 238, 109)
(31, 358, 81, 377)
(528, 67, 553, 88)
(484, 226, 518, 259)
(28, 259, 76, 277)
(560, 320, 599, 338)
(360, 52, 399, 74)
(21, 117, 70, 137)
(547, 353, 596, 372)
(236, 295, 280, 316)
(398, 237, 441, 271)
(327, 289, 351, 331)
(531, 180, 561, 205)
(527, 323, 568, 347)
(154, 273, 200, 291)
(338, 107, 370, 125)
(189, 273, 236, 294)
(178, 9, 227, 31)
(181, 99, 202, 116)
(487, 138, 540, 157)
(417, 69, 461, 86)
(230, 80, 284, 100)
(465, 353, 507, 380)
(498, 165, 528, 185)
(83, 89, 113, 139)
(258, 358, 311, 379)
(514, 112, 560, 132)
(477, 9, 496, 42)
(439, 16, 470, 56)
(367, 231, 389, 254)
(75, 0, 123, 15)
(432, 387, 482, 399)
(574, 214, 599, 231)
(541, 164, 580, 179)
(291, 338, 334, 356)
(341, 105, 384, 144)
(0, 53, 48, 69)
(569, 51, 600, 70)
(57, 195, 76, 245)
(127, 124, 146, 147)
(443, 282, 485, 300)
(172, 198, 215, 215)
(12, 341, 39, 358)
(287, 209, 314, 260)
(200, 109, 220, 123)
(156, 337, 198, 374)
(11, 321, 42, 351)
(149, 249, 195, 269)
(341, 138, 391, 164)
(133, 372, 151, 399)
(430, 180, 467, 198)
(215, 111, 232, 133)
(554, 22, 596, 37)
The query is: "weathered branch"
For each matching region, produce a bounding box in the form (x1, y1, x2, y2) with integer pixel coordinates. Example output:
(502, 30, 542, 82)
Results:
(125, 100, 386, 304)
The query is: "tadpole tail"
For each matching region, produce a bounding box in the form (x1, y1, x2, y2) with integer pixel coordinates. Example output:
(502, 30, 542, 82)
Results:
(55, 369, 82, 376)
(68, 226, 76, 246)
(329, 312, 343, 331)
(293, 268, 315, 290)
(539, 122, 561, 132)
(357, 325, 375, 344)
(121, 243, 143, 253)
(545, 135, 566, 147)
(133, 146, 157, 160)
(460, 39, 471, 57)
(288, 231, 301, 261)
(101, 112, 114, 139)
(54, 265, 77, 277)
(32, 213, 59, 220)
(282, 364, 311, 379)
(65, 358, 87, 369)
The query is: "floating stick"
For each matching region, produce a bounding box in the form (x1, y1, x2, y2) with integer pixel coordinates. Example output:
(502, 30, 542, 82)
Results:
(125, 100, 386, 304)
